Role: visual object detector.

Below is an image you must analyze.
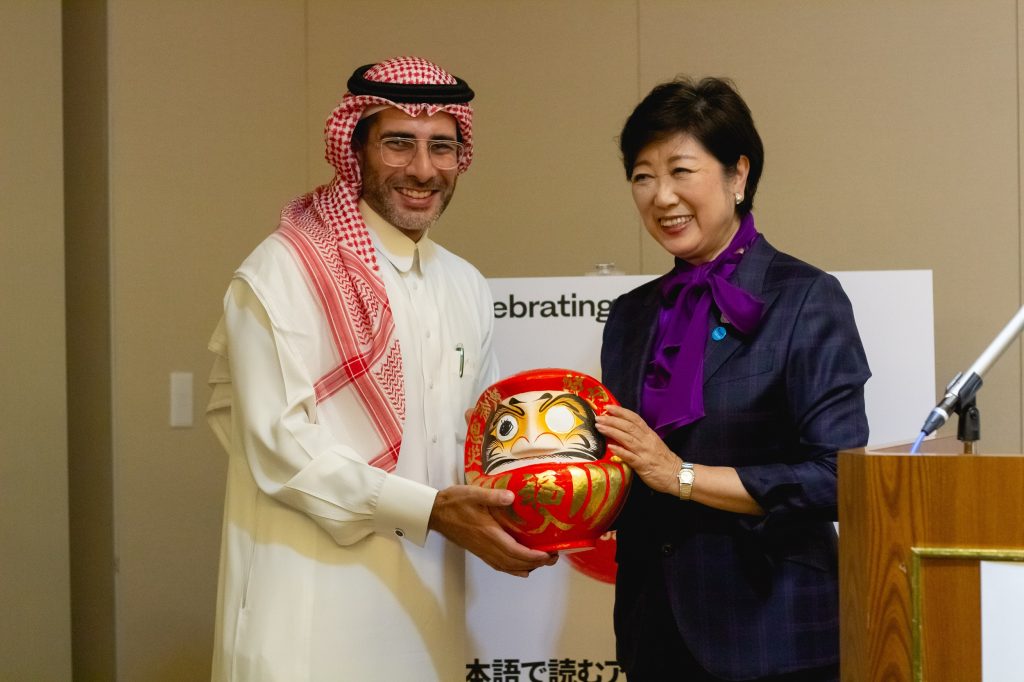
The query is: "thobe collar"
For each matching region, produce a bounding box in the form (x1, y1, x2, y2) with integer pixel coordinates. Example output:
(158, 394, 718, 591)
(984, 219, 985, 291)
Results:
(359, 199, 434, 274)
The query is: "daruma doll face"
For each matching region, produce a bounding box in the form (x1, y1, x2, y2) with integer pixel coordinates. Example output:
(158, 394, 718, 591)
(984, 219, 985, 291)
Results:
(465, 369, 632, 552)
(482, 390, 604, 475)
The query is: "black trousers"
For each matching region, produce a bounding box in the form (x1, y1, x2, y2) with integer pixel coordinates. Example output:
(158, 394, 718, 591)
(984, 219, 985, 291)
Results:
(620, 575, 838, 682)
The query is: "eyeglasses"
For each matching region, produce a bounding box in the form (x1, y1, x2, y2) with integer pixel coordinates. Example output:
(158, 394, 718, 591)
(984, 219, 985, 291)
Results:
(375, 136, 464, 170)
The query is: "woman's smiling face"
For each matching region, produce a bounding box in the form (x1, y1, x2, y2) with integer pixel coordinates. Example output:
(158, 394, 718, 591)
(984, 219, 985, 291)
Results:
(630, 132, 749, 265)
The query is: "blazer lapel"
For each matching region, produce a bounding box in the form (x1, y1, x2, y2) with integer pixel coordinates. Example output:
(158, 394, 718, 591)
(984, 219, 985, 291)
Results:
(703, 236, 781, 384)
(619, 282, 662, 408)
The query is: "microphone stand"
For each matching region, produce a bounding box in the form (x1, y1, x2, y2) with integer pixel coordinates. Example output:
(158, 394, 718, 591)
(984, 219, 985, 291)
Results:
(955, 395, 980, 454)
(913, 303, 1024, 454)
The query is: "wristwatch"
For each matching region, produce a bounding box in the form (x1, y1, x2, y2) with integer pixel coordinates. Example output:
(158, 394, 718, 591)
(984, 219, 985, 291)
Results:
(677, 460, 695, 501)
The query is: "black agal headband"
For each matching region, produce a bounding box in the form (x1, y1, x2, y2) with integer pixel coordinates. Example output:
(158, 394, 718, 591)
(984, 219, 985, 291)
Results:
(346, 64, 475, 104)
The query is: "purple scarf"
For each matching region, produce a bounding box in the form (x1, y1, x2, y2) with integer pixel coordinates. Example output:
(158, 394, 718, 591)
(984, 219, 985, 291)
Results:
(642, 214, 764, 437)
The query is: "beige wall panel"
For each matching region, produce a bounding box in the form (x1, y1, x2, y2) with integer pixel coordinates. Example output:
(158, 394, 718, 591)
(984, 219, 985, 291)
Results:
(87, 0, 1024, 677)
(107, 1, 306, 679)
(1019, 0, 1024, 456)
(0, 1, 72, 680)
(638, 0, 1022, 451)
(307, 0, 643, 277)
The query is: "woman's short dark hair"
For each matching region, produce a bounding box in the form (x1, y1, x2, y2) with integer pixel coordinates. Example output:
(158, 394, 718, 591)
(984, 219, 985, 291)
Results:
(619, 76, 764, 216)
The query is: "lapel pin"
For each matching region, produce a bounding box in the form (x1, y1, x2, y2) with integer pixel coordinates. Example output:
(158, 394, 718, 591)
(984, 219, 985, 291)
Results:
(711, 326, 727, 342)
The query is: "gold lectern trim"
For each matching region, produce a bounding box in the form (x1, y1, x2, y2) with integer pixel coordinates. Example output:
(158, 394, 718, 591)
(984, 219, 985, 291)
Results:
(910, 546, 1024, 682)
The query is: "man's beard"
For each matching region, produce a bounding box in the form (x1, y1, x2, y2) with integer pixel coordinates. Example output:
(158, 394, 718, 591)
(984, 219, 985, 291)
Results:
(361, 170, 456, 235)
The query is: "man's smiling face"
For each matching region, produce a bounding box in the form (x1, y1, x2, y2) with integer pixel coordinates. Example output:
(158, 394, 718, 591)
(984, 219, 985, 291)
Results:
(357, 107, 459, 241)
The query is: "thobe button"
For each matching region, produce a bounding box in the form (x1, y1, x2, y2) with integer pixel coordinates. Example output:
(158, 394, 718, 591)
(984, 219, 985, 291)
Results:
(394, 528, 405, 538)
(431, 435, 438, 443)
(660, 543, 674, 556)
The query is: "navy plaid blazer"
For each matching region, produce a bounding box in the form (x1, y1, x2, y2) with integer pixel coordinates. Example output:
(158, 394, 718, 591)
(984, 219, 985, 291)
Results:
(601, 236, 871, 679)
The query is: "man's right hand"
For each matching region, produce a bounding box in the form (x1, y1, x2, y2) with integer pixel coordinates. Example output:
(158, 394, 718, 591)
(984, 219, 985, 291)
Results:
(428, 485, 558, 578)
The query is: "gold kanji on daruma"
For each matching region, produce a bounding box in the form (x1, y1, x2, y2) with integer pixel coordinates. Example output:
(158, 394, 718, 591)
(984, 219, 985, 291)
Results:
(465, 368, 632, 552)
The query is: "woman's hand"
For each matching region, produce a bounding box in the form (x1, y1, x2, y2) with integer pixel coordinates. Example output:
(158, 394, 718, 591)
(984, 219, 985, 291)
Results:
(595, 405, 680, 497)
(597, 405, 765, 514)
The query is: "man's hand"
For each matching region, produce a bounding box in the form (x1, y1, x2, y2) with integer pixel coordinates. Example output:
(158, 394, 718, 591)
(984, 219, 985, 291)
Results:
(429, 485, 558, 578)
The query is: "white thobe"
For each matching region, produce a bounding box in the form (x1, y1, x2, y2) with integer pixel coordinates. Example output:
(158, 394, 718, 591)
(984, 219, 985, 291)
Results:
(207, 202, 498, 681)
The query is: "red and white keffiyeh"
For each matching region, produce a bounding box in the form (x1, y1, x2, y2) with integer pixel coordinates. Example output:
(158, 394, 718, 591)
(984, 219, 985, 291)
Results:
(274, 57, 474, 472)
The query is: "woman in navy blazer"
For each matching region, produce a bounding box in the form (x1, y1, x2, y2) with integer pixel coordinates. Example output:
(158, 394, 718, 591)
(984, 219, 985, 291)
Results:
(595, 77, 870, 681)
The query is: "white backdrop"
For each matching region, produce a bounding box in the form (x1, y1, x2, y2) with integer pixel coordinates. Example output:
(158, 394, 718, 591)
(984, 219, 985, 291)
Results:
(464, 271, 937, 681)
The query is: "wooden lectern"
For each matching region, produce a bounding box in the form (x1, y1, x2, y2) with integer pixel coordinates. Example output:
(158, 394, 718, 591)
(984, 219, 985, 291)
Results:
(839, 439, 1024, 681)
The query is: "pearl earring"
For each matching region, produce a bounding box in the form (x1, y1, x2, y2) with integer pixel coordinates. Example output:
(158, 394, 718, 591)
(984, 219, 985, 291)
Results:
(734, 193, 743, 205)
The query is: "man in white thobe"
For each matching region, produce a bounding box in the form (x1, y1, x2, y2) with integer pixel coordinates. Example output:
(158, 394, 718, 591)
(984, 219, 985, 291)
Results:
(206, 56, 557, 682)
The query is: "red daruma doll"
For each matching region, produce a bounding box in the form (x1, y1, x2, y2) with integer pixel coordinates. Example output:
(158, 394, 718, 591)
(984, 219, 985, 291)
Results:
(465, 368, 633, 552)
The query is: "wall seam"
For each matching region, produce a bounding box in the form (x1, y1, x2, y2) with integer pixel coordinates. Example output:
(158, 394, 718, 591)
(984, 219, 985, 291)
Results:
(305, 0, 311, 192)
(63, 0, 117, 678)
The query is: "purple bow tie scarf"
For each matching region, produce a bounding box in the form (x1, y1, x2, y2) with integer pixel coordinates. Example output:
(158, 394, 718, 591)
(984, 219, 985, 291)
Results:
(642, 215, 764, 437)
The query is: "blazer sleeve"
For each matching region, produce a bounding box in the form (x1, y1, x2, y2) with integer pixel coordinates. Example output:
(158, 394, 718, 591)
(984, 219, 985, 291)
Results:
(735, 272, 871, 524)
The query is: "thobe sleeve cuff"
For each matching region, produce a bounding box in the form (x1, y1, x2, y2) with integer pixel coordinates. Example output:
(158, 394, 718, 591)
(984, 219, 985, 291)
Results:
(374, 474, 438, 546)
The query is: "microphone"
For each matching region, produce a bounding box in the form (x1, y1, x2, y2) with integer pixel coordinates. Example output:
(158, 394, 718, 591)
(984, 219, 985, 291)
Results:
(917, 303, 1024, 439)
